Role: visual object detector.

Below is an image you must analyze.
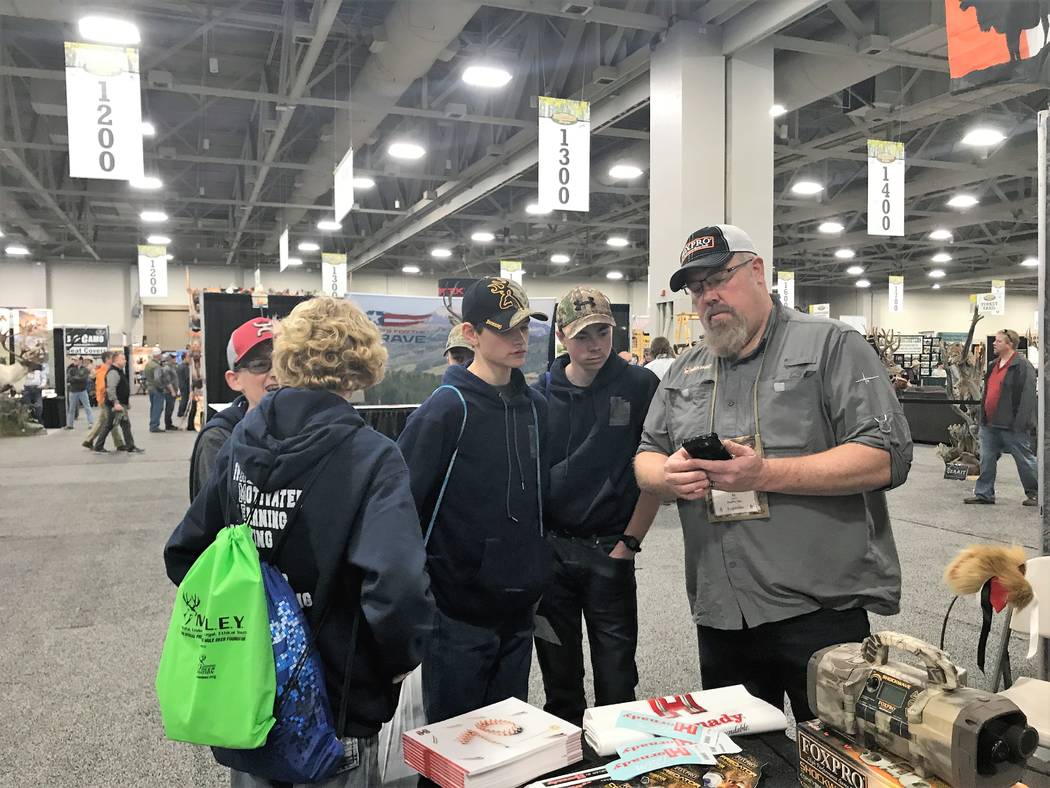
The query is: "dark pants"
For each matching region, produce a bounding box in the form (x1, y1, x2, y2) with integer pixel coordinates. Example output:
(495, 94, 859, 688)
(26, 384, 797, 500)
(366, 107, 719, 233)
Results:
(177, 389, 190, 418)
(535, 534, 638, 726)
(94, 405, 136, 450)
(163, 391, 176, 427)
(697, 607, 870, 722)
(421, 606, 533, 726)
(186, 397, 198, 431)
(21, 385, 42, 422)
(975, 425, 1038, 501)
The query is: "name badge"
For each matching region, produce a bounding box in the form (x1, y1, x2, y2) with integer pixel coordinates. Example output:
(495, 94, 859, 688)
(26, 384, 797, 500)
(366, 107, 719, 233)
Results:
(705, 434, 770, 523)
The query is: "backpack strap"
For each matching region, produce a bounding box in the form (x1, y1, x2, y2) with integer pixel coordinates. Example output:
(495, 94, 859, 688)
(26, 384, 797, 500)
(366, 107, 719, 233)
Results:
(530, 399, 544, 537)
(543, 371, 552, 399)
(423, 384, 468, 547)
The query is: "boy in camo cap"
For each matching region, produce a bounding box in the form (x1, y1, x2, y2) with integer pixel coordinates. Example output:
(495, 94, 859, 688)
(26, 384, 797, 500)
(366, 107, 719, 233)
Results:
(443, 323, 475, 366)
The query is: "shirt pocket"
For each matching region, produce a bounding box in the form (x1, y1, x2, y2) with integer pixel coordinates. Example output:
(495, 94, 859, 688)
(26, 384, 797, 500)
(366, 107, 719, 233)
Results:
(764, 355, 821, 453)
(663, 380, 713, 450)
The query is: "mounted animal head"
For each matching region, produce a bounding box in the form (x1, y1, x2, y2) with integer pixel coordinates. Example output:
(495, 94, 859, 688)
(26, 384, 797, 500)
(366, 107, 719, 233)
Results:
(0, 333, 46, 370)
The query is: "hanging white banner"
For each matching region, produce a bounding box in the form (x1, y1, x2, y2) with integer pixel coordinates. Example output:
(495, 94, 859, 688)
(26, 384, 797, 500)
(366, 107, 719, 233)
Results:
(777, 271, 795, 309)
(867, 140, 904, 237)
(500, 260, 524, 285)
(279, 227, 290, 272)
(888, 275, 904, 313)
(321, 252, 348, 298)
(334, 148, 354, 223)
(137, 244, 168, 298)
(991, 279, 1006, 315)
(64, 42, 144, 181)
(977, 292, 1001, 316)
(538, 96, 589, 213)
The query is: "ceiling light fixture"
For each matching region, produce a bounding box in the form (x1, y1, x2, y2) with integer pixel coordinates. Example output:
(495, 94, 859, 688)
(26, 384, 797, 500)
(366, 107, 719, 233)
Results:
(470, 231, 495, 243)
(606, 236, 630, 248)
(769, 104, 787, 118)
(928, 229, 953, 241)
(855, 279, 871, 288)
(147, 234, 171, 245)
(297, 241, 320, 252)
(846, 265, 865, 275)
(525, 203, 551, 215)
(402, 265, 421, 274)
(462, 64, 512, 88)
(961, 127, 1006, 147)
(947, 194, 979, 208)
(430, 247, 452, 258)
(5, 244, 29, 256)
(78, 15, 140, 45)
(352, 176, 376, 189)
(140, 121, 156, 137)
(1021, 256, 1039, 267)
(932, 283, 941, 289)
(606, 270, 624, 280)
(928, 269, 946, 278)
(550, 253, 570, 264)
(387, 141, 426, 160)
(791, 180, 823, 196)
(316, 219, 341, 231)
(140, 210, 168, 222)
(818, 221, 844, 234)
(834, 248, 856, 259)
(130, 175, 162, 190)
(608, 163, 644, 180)
(931, 252, 952, 263)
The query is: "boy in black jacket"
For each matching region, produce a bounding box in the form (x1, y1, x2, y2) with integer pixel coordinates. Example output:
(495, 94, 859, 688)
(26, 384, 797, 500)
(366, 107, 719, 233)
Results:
(398, 277, 551, 725)
(534, 287, 661, 726)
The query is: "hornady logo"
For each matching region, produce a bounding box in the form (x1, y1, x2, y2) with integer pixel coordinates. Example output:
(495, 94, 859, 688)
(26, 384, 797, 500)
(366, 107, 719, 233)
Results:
(800, 735, 866, 788)
(681, 235, 717, 262)
(648, 693, 707, 717)
(366, 310, 430, 328)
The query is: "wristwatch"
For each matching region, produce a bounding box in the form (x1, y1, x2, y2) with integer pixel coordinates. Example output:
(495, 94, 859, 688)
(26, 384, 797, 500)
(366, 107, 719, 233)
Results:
(618, 535, 642, 553)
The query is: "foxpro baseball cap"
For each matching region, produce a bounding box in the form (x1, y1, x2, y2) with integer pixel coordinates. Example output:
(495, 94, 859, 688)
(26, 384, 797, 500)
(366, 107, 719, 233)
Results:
(556, 287, 616, 339)
(670, 224, 757, 293)
(226, 317, 274, 369)
(462, 277, 548, 332)
(444, 323, 472, 355)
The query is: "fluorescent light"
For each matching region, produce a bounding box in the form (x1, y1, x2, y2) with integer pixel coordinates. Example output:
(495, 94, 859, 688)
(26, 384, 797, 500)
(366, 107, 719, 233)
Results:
(769, 104, 787, 118)
(855, 279, 871, 288)
(791, 180, 823, 196)
(297, 241, 320, 252)
(140, 210, 168, 222)
(141, 121, 156, 137)
(846, 265, 865, 275)
(606, 236, 630, 248)
(525, 203, 551, 215)
(147, 234, 171, 245)
(130, 175, 162, 190)
(285, 257, 303, 266)
(947, 194, 979, 208)
(387, 141, 426, 160)
(0, 227, 5, 238)
(402, 265, 421, 274)
(834, 248, 855, 259)
(818, 221, 844, 234)
(928, 229, 953, 241)
(550, 253, 570, 264)
(1021, 256, 1039, 267)
(961, 127, 1006, 147)
(928, 269, 946, 278)
(352, 176, 375, 189)
(5, 244, 29, 256)
(931, 252, 952, 263)
(78, 15, 140, 45)
(163, 254, 174, 261)
(430, 247, 452, 258)
(608, 163, 644, 180)
(606, 270, 624, 280)
(462, 64, 512, 88)
(316, 219, 341, 231)
(470, 231, 495, 243)
(932, 284, 941, 289)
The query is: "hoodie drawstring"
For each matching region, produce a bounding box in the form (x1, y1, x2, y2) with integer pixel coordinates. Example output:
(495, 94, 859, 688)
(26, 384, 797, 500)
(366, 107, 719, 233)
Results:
(502, 397, 519, 523)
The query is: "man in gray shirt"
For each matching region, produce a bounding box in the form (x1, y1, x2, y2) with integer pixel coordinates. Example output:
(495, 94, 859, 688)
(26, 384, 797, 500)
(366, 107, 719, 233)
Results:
(153, 354, 179, 431)
(635, 224, 912, 722)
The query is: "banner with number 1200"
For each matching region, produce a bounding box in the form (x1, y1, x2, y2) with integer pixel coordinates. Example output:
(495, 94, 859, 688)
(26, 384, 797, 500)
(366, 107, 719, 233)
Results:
(64, 42, 144, 181)
(538, 96, 589, 213)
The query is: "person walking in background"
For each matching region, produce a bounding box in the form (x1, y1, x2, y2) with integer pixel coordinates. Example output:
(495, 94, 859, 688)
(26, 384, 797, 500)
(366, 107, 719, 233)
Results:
(145, 348, 163, 432)
(965, 329, 1038, 507)
(83, 351, 124, 451)
(176, 352, 191, 418)
(154, 354, 179, 431)
(643, 336, 676, 380)
(93, 351, 143, 454)
(64, 356, 93, 429)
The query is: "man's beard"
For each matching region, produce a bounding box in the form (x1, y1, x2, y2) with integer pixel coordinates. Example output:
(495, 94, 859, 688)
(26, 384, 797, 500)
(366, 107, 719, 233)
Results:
(702, 307, 752, 358)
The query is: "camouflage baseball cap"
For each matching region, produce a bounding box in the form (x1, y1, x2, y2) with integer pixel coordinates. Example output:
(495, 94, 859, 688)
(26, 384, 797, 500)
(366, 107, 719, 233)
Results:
(443, 323, 472, 355)
(556, 287, 616, 339)
(462, 276, 548, 332)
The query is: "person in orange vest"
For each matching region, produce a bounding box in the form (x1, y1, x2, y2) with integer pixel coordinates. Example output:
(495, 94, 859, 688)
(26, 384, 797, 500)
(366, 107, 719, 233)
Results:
(82, 351, 125, 450)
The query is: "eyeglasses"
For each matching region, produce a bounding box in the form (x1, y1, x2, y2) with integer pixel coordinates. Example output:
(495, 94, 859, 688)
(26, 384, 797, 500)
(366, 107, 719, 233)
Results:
(236, 356, 272, 375)
(682, 258, 751, 296)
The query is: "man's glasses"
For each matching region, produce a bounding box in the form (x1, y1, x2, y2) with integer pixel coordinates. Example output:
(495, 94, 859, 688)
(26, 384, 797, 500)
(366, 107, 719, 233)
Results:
(682, 258, 752, 296)
(236, 355, 272, 375)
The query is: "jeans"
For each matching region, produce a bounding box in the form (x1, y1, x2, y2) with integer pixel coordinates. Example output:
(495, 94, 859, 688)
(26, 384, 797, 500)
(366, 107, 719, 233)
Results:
(974, 425, 1038, 501)
(148, 390, 163, 430)
(421, 606, 533, 725)
(21, 385, 42, 422)
(229, 736, 378, 788)
(534, 534, 638, 726)
(94, 405, 135, 450)
(697, 607, 870, 722)
(66, 390, 94, 426)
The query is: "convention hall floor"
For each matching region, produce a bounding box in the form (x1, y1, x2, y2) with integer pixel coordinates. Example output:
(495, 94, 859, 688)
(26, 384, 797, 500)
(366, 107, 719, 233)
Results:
(0, 395, 1041, 786)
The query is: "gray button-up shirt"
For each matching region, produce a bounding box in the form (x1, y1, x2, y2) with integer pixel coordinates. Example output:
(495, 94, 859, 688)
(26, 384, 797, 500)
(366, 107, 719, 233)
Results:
(638, 303, 912, 630)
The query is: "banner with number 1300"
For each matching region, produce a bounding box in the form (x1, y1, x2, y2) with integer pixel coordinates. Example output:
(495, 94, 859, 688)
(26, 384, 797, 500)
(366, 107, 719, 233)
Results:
(538, 96, 590, 213)
(64, 42, 144, 181)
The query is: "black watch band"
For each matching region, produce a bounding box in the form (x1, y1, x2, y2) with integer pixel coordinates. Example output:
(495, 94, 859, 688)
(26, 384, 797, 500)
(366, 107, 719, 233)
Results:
(618, 535, 642, 553)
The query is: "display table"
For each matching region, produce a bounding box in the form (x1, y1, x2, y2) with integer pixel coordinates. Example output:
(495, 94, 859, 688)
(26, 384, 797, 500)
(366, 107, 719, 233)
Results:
(42, 396, 65, 429)
(899, 390, 977, 445)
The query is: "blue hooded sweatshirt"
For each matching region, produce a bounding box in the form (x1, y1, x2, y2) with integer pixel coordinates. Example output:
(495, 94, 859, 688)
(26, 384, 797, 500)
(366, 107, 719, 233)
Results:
(397, 363, 552, 626)
(165, 387, 435, 737)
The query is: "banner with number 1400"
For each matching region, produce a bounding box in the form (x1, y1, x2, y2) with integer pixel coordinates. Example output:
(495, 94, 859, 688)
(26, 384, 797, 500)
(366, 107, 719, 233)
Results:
(867, 140, 904, 237)
(538, 97, 589, 213)
(64, 42, 144, 181)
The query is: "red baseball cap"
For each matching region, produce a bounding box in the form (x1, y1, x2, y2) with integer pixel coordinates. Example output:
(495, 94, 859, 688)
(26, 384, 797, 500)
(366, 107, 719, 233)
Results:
(226, 318, 274, 369)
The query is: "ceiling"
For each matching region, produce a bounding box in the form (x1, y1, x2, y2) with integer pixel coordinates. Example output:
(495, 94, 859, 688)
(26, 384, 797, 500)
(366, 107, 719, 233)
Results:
(0, 0, 1045, 294)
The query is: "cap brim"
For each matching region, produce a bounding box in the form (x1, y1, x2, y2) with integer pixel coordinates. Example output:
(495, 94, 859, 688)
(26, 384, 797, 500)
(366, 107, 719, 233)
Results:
(504, 309, 549, 331)
(561, 313, 616, 339)
(444, 343, 472, 354)
(669, 252, 734, 292)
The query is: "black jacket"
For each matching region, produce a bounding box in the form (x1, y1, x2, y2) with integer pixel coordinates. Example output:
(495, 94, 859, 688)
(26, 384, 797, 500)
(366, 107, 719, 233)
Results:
(981, 351, 1037, 431)
(397, 363, 551, 626)
(66, 364, 90, 393)
(189, 396, 247, 501)
(165, 387, 435, 737)
(537, 353, 659, 537)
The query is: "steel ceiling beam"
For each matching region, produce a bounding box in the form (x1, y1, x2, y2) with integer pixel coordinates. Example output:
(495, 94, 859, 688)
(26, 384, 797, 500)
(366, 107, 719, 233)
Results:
(721, 0, 829, 54)
(480, 0, 667, 32)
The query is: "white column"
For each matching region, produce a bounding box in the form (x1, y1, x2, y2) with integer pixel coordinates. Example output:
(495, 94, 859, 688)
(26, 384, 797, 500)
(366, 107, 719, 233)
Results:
(648, 22, 726, 335)
(726, 42, 774, 292)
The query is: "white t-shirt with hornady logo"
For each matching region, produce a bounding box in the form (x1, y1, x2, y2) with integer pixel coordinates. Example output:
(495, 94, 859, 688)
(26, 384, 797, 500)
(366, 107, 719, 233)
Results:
(582, 685, 787, 756)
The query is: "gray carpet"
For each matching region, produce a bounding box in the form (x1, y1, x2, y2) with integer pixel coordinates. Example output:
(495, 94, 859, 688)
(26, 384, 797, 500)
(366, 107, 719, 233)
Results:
(0, 395, 1042, 786)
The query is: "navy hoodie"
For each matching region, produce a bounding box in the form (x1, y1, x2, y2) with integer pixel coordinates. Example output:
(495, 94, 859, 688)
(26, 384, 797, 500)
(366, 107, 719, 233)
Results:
(537, 353, 659, 538)
(397, 363, 552, 626)
(164, 387, 435, 737)
(188, 394, 247, 501)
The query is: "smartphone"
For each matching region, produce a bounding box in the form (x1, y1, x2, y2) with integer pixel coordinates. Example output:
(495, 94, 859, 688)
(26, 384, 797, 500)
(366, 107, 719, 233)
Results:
(682, 432, 733, 461)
